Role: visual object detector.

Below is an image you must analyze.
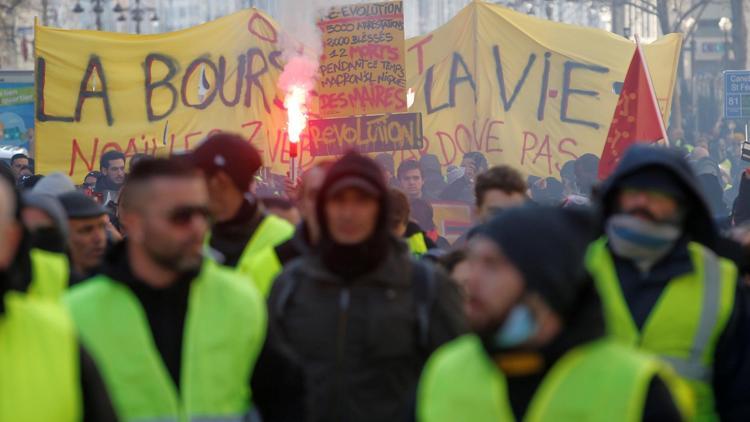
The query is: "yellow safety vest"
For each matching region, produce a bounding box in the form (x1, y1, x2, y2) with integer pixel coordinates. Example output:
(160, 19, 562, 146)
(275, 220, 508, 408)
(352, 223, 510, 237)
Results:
(28, 248, 69, 299)
(205, 214, 293, 293)
(407, 232, 429, 257)
(243, 246, 283, 297)
(0, 291, 81, 421)
(586, 237, 736, 421)
(65, 259, 267, 422)
(418, 335, 693, 422)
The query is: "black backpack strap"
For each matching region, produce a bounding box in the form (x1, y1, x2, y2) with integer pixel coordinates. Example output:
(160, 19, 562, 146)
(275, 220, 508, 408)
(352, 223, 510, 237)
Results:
(412, 259, 437, 351)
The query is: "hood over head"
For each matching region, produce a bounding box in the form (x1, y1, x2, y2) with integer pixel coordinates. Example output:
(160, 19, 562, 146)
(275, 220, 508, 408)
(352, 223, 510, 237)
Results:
(598, 145, 717, 247)
(315, 151, 391, 278)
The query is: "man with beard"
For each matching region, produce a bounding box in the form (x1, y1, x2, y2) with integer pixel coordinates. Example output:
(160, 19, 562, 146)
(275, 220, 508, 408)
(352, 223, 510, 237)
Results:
(65, 158, 267, 422)
(587, 145, 750, 421)
(94, 150, 126, 195)
(417, 206, 691, 421)
(268, 152, 466, 422)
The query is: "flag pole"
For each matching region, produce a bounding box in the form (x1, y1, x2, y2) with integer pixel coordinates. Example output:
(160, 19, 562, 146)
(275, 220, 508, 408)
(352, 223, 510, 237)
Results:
(634, 34, 670, 146)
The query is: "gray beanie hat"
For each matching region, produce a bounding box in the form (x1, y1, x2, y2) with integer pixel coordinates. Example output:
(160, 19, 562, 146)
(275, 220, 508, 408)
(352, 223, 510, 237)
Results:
(22, 192, 69, 240)
(31, 172, 76, 197)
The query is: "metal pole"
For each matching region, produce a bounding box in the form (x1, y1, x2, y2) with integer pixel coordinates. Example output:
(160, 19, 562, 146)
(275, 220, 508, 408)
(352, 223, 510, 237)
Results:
(95, 0, 102, 30)
(690, 38, 698, 136)
(135, 0, 142, 34)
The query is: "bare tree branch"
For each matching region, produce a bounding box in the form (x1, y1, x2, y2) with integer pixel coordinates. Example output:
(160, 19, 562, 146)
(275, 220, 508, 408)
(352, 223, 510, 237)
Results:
(672, 0, 713, 33)
(613, 0, 659, 16)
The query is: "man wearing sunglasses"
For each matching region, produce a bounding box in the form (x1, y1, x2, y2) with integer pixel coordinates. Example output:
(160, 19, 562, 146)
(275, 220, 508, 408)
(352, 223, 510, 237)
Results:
(586, 145, 750, 421)
(65, 158, 267, 422)
(190, 132, 294, 293)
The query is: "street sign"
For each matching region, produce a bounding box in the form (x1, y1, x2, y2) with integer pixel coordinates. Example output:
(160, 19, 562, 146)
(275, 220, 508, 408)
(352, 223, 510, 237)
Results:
(724, 70, 750, 119)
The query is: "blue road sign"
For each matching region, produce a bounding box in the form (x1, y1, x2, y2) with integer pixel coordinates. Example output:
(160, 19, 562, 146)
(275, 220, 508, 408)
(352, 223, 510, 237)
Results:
(724, 70, 750, 119)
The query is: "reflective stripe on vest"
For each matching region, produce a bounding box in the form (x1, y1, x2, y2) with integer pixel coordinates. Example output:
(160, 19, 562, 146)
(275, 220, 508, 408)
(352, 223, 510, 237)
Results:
(28, 248, 69, 299)
(0, 292, 81, 421)
(586, 237, 736, 420)
(661, 250, 721, 382)
(417, 335, 693, 422)
(65, 259, 267, 422)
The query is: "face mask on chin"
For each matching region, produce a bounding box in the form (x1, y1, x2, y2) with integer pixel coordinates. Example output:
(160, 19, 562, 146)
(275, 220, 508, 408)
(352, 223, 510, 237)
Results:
(491, 304, 539, 349)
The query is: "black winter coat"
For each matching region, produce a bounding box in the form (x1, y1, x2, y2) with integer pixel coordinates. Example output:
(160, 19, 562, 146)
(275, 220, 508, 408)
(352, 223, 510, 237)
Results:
(267, 241, 466, 422)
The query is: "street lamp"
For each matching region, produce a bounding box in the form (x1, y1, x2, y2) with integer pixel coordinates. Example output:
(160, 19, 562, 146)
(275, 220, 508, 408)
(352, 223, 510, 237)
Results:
(718, 16, 732, 67)
(681, 17, 696, 77)
(113, 0, 159, 34)
(72, 0, 106, 31)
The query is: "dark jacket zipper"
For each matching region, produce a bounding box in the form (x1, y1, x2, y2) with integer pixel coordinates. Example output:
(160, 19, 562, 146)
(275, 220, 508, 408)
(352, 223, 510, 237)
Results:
(335, 287, 351, 422)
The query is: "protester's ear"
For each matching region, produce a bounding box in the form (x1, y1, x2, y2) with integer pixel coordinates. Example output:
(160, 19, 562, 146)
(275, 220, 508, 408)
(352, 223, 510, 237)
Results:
(0, 221, 22, 269)
(119, 210, 143, 243)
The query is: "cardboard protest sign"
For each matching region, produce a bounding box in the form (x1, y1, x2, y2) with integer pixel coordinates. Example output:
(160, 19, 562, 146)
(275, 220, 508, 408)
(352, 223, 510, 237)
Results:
(317, 1, 407, 117)
(308, 112, 421, 156)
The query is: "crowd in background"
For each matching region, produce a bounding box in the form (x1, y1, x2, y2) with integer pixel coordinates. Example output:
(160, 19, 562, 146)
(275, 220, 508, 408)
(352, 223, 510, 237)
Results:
(3, 125, 750, 421)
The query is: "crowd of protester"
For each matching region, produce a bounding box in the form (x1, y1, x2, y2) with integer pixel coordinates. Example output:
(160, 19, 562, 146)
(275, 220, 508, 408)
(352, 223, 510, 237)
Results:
(3, 126, 750, 421)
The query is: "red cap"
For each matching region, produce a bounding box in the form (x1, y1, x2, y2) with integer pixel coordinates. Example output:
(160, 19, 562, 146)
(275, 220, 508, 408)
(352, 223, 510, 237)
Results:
(190, 132, 262, 193)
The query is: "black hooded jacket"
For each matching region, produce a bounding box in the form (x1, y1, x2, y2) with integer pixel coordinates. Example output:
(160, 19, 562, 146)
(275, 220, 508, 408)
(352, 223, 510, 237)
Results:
(273, 222, 315, 266)
(268, 152, 466, 422)
(598, 146, 750, 420)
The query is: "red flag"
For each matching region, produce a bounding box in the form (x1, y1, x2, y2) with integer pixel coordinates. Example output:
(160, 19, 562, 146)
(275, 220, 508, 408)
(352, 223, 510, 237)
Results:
(598, 39, 668, 180)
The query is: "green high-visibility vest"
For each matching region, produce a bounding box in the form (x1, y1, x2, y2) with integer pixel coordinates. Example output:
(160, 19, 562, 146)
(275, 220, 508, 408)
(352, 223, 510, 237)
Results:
(65, 259, 267, 422)
(228, 214, 293, 295)
(586, 237, 736, 421)
(417, 335, 693, 422)
(243, 246, 283, 297)
(0, 291, 81, 422)
(235, 214, 293, 272)
(407, 232, 428, 257)
(28, 248, 69, 299)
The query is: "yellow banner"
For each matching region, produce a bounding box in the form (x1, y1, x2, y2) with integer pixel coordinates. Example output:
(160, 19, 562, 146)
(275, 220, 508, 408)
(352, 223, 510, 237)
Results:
(402, 2, 681, 177)
(35, 10, 291, 180)
(35, 3, 681, 181)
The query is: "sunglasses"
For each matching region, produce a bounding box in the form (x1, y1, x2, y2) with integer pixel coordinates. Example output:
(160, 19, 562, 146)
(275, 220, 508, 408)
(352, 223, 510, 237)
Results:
(167, 205, 211, 227)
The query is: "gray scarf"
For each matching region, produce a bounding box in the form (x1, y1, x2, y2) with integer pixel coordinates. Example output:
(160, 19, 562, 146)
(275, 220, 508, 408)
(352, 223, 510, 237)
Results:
(606, 214, 681, 274)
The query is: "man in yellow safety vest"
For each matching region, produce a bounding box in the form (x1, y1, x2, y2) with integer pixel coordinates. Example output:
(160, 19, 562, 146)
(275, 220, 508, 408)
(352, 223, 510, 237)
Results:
(416, 206, 693, 421)
(190, 132, 294, 292)
(587, 145, 750, 421)
(65, 158, 268, 422)
(0, 166, 117, 421)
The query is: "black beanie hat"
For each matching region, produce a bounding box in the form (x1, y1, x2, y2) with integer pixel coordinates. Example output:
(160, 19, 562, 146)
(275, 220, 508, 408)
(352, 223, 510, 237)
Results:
(474, 206, 598, 318)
